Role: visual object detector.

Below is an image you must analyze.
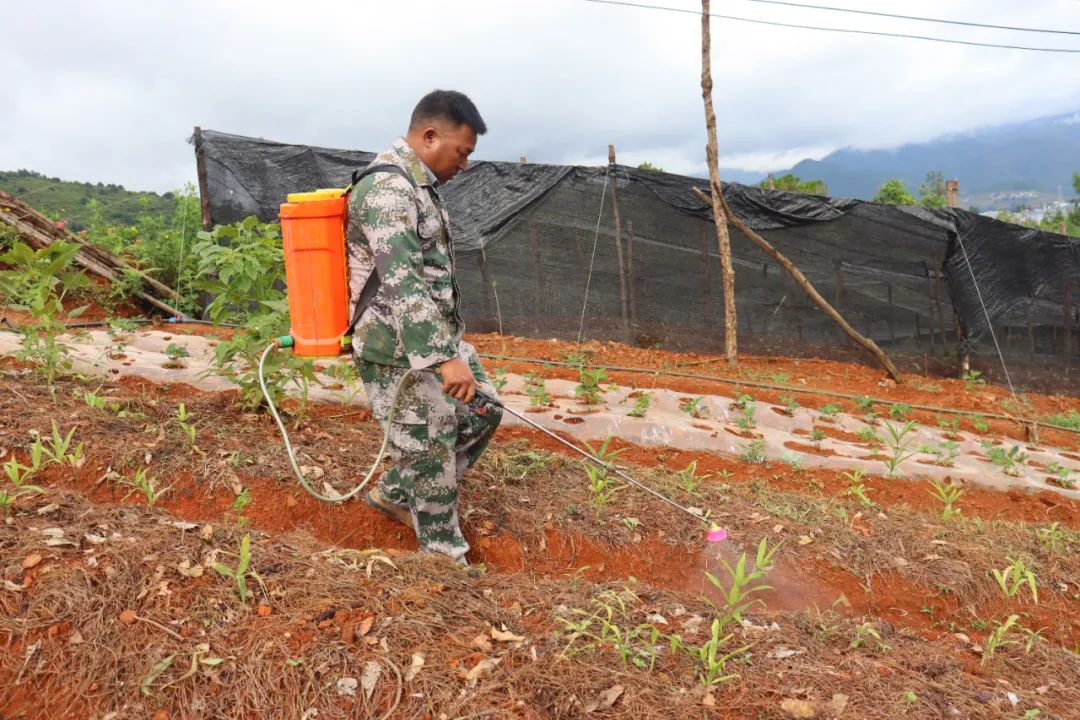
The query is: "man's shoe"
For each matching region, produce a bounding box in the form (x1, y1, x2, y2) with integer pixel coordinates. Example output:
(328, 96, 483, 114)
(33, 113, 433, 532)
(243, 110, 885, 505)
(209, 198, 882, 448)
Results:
(364, 488, 413, 529)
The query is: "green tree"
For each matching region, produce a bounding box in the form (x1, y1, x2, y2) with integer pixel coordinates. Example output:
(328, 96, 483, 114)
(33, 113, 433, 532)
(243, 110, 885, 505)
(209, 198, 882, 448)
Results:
(918, 170, 948, 209)
(637, 161, 664, 172)
(759, 173, 828, 196)
(872, 179, 916, 205)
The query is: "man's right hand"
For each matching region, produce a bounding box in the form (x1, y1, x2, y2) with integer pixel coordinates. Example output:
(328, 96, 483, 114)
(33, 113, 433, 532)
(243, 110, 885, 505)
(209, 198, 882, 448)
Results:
(440, 357, 477, 403)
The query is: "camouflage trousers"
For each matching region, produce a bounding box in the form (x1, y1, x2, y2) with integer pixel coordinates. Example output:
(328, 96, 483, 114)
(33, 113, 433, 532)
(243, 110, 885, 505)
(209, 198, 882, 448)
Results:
(357, 340, 502, 562)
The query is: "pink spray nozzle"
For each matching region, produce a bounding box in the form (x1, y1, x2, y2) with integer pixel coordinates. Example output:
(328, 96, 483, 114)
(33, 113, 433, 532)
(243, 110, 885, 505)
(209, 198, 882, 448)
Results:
(705, 524, 728, 543)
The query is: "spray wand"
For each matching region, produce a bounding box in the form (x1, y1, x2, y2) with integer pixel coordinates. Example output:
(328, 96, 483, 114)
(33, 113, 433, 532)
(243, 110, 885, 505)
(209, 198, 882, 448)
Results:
(259, 339, 728, 545)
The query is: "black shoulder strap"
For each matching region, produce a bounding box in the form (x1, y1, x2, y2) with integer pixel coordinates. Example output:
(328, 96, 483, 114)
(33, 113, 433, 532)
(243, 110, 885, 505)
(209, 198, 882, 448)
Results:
(345, 164, 418, 338)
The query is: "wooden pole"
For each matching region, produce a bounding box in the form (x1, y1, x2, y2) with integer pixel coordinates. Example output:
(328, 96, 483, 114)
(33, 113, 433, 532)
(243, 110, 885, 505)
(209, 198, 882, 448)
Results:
(694, 186, 903, 382)
(607, 145, 630, 337)
(700, 0, 737, 363)
(626, 219, 637, 323)
(193, 126, 213, 230)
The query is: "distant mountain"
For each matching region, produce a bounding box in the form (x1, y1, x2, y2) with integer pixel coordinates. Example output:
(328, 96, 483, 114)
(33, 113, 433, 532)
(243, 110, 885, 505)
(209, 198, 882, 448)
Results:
(766, 111, 1080, 203)
(0, 169, 178, 229)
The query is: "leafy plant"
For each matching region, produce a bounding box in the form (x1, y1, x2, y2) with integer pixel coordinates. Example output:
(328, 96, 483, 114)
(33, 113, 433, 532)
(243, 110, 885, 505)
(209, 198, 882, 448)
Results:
(191, 216, 285, 324)
(676, 460, 710, 494)
(880, 420, 919, 476)
(780, 395, 799, 415)
(680, 396, 709, 419)
(119, 467, 169, 507)
(524, 373, 551, 408)
(741, 440, 767, 464)
(231, 487, 253, 515)
(931, 440, 960, 467)
(843, 468, 874, 507)
(809, 429, 826, 446)
(1042, 462, 1074, 489)
(175, 403, 201, 451)
(888, 403, 910, 420)
(1035, 522, 1066, 552)
(1043, 410, 1080, 431)
(982, 614, 1020, 665)
(981, 442, 1028, 476)
(991, 557, 1038, 604)
(819, 403, 841, 418)
(490, 366, 508, 391)
(0, 453, 45, 515)
(574, 367, 609, 405)
(927, 478, 965, 521)
(856, 426, 882, 449)
(627, 391, 653, 418)
(850, 622, 889, 652)
(704, 537, 779, 624)
(585, 464, 621, 518)
(936, 415, 960, 437)
(696, 618, 744, 686)
(162, 343, 191, 369)
(962, 369, 985, 390)
(41, 421, 84, 471)
(211, 534, 263, 604)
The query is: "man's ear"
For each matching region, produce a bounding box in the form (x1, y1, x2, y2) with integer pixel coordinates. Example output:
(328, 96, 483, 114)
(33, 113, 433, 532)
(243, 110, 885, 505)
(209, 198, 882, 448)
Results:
(422, 126, 438, 146)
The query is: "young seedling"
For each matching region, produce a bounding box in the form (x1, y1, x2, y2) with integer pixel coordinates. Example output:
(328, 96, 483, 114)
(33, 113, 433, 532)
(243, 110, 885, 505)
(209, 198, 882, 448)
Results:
(1035, 522, 1065, 552)
(936, 415, 960, 438)
(809, 429, 826, 447)
(741, 440, 767, 464)
(780, 395, 799, 415)
(931, 441, 960, 467)
(819, 403, 842, 419)
(981, 614, 1020, 665)
(856, 426, 882, 449)
(881, 420, 918, 477)
(41, 421, 83, 471)
(843, 468, 874, 507)
(676, 460, 710, 494)
(491, 366, 508, 391)
(696, 618, 744, 687)
(850, 622, 890, 652)
(79, 386, 108, 411)
(927, 478, 965, 521)
(574, 367, 609, 405)
(962, 369, 985, 391)
(888, 403, 911, 421)
(627, 391, 653, 418)
(211, 534, 264, 604)
(585, 464, 621, 518)
(680, 396, 709, 419)
(119, 468, 169, 507)
(162, 343, 191, 369)
(1042, 462, 1074, 489)
(524, 373, 551, 408)
(991, 557, 1038, 604)
(704, 537, 779, 625)
(981, 442, 1028, 476)
(968, 414, 990, 434)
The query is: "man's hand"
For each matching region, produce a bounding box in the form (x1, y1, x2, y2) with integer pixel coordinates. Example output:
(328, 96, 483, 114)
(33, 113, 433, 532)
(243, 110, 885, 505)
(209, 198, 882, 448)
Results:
(440, 357, 477, 403)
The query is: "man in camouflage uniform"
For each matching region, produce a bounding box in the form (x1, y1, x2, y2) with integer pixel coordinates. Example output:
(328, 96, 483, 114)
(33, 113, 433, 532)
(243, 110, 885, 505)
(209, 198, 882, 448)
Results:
(346, 90, 501, 564)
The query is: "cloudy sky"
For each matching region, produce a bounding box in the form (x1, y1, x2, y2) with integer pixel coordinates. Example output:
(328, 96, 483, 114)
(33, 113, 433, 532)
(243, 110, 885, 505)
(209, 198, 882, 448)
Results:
(4, 0, 1078, 192)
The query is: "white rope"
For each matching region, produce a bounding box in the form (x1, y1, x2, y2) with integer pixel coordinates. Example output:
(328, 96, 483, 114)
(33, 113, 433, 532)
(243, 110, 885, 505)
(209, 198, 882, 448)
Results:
(577, 170, 611, 343)
(953, 232, 1025, 417)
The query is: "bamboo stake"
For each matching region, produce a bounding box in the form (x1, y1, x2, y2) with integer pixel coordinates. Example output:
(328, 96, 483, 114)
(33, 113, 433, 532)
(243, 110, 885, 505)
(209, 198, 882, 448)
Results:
(607, 145, 630, 336)
(692, 186, 903, 382)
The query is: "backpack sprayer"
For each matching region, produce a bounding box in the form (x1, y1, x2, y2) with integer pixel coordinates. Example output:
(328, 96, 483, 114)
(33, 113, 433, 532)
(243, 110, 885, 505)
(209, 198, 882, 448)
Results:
(264, 184, 727, 544)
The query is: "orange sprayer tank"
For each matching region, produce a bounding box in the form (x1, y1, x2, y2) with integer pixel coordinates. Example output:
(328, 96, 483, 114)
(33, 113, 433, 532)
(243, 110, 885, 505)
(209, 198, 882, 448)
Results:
(278, 189, 351, 357)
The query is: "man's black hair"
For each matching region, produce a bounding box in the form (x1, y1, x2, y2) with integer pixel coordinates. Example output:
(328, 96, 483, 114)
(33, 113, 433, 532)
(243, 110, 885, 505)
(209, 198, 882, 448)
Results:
(409, 90, 487, 135)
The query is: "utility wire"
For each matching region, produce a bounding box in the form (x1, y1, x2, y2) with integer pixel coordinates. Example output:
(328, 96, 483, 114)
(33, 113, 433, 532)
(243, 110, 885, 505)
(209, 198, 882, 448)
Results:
(584, 0, 1080, 53)
(736, 0, 1080, 36)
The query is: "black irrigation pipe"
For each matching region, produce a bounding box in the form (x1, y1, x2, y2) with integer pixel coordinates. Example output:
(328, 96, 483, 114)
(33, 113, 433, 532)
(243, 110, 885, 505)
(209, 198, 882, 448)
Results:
(480, 353, 1080, 436)
(0, 316, 239, 331)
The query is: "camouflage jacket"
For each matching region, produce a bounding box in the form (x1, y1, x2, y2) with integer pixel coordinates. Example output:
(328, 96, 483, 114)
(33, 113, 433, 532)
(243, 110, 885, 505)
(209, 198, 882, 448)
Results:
(346, 137, 464, 369)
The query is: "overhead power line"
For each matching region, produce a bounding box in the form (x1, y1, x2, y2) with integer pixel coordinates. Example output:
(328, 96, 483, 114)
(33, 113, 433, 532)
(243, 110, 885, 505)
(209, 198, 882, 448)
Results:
(584, 0, 1080, 53)
(737, 0, 1080, 36)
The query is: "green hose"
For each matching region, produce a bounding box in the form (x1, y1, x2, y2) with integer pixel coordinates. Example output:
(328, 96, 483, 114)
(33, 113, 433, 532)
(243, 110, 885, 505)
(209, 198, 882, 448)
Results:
(257, 340, 416, 503)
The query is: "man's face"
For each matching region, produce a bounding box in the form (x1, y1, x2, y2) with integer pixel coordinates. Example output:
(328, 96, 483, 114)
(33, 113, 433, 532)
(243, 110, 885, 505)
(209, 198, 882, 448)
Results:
(419, 121, 477, 184)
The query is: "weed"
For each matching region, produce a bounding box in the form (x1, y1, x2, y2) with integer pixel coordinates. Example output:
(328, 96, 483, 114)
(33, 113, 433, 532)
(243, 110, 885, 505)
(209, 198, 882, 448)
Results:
(819, 403, 841, 418)
(574, 367, 609, 405)
(850, 622, 890, 652)
(1043, 410, 1080, 431)
(981, 442, 1028, 476)
(962, 369, 985, 390)
(79, 386, 108, 411)
(927, 478, 965, 520)
(676, 460, 710, 494)
(680, 396, 709, 419)
(991, 557, 1038, 604)
(211, 534, 264, 604)
(1035, 522, 1066, 552)
(843, 468, 875, 507)
(621, 517, 641, 533)
(36, 421, 84, 471)
(230, 487, 253, 515)
(982, 614, 1020, 665)
(856, 426, 882, 449)
(741, 440, 767, 464)
(779, 451, 803, 470)
(809, 429, 826, 446)
(696, 618, 744, 686)
(559, 589, 662, 670)
(627, 391, 653, 418)
(888, 403, 911, 421)
(880, 420, 918, 476)
(780, 395, 799, 414)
